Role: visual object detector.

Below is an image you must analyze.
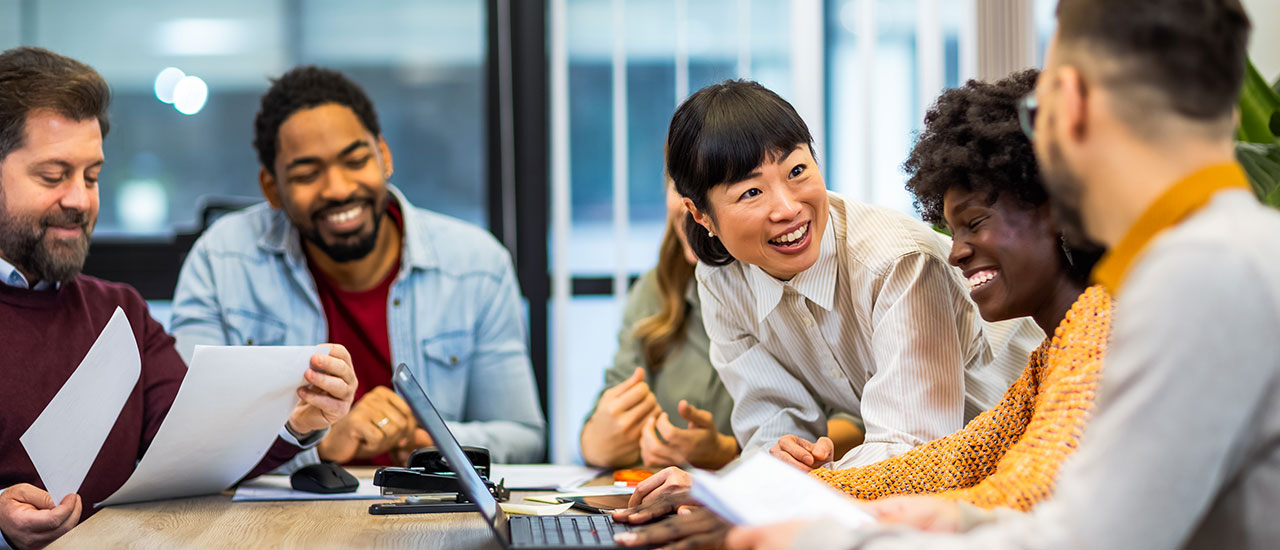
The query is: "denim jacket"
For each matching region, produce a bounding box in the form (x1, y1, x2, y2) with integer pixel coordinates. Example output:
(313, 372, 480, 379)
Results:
(170, 186, 546, 464)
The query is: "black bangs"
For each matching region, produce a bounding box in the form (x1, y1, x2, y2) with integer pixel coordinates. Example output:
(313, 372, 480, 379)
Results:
(664, 79, 814, 266)
(666, 79, 814, 210)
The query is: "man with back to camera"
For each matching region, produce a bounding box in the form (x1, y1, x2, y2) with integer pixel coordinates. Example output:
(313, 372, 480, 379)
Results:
(0, 47, 358, 550)
(725, 0, 1280, 548)
(170, 66, 546, 467)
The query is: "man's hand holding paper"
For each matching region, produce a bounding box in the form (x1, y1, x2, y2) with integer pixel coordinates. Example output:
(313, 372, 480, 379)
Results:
(0, 484, 81, 550)
(289, 344, 360, 437)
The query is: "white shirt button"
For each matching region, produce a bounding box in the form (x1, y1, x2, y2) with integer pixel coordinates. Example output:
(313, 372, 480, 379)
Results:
(803, 317, 815, 327)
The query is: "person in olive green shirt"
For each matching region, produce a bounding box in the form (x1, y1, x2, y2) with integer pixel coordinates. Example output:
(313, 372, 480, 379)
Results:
(580, 182, 864, 470)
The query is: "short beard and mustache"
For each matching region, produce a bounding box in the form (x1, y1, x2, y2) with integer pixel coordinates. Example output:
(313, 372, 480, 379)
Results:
(1040, 116, 1093, 252)
(297, 194, 387, 263)
(0, 202, 94, 284)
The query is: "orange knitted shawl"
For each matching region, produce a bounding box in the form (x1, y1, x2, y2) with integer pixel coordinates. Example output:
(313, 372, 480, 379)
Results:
(812, 285, 1112, 511)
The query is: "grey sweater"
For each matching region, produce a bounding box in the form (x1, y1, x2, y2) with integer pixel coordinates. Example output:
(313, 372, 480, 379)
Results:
(799, 190, 1280, 550)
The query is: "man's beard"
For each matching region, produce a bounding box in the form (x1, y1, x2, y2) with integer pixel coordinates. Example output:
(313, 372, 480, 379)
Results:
(0, 203, 93, 284)
(1042, 135, 1092, 250)
(298, 196, 386, 263)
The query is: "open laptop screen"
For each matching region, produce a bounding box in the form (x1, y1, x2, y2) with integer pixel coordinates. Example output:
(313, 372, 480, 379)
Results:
(392, 364, 504, 531)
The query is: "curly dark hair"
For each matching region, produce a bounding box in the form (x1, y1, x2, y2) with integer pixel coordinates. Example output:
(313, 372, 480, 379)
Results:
(904, 69, 1042, 226)
(253, 66, 381, 173)
(905, 69, 1102, 284)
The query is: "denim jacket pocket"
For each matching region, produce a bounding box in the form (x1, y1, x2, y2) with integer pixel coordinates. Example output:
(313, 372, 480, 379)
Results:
(223, 309, 287, 346)
(421, 332, 475, 370)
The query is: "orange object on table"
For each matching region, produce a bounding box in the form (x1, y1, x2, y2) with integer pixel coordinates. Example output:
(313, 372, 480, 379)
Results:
(613, 469, 654, 486)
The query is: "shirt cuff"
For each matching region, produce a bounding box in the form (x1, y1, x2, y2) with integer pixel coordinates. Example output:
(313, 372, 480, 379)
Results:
(279, 424, 327, 449)
(0, 528, 15, 550)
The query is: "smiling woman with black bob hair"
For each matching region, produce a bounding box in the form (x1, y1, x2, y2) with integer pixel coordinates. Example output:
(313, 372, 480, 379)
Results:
(625, 79, 1044, 497)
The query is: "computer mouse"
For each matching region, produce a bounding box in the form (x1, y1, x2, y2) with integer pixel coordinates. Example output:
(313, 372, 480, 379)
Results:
(290, 462, 359, 494)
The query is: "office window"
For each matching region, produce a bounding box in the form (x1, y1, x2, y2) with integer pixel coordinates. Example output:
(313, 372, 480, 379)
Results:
(562, 0, 794, 278)
(826, 0, 976, 216)
(0, 1, 19, 50)
(10, 0, 486, 236)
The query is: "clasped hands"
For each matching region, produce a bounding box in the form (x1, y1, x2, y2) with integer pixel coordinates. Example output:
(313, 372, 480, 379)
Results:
(0, 345, 359, 550)
(316, 384, 433, 464)
(583, 368, 737, 469)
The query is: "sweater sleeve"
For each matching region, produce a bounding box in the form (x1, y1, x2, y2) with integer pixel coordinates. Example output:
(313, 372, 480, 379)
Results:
(811, 356, 1039, 501)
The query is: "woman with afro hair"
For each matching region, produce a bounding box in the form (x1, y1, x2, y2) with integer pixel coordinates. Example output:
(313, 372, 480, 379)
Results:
(807, 68, 1113, 528)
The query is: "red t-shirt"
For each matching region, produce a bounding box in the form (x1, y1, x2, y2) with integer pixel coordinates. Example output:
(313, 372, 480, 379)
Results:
(306, 202, 402, 466)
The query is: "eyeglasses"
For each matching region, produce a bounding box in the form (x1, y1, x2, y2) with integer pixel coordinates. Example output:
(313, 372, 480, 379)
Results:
(1017, 93, 1038, 141)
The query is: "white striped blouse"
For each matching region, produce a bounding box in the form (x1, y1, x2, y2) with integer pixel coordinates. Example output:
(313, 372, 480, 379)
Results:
(696, 191, 1044, 468)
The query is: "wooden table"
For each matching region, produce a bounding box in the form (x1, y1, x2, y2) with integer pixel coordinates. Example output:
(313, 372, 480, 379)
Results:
(47, 468, 565, 549)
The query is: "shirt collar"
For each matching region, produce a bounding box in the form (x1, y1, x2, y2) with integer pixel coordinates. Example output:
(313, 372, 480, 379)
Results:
(1092, 162, 1249, 294)
(748, 211, 838, 322)
(257, 184, 439, 272)
(0, 255, 57, 291)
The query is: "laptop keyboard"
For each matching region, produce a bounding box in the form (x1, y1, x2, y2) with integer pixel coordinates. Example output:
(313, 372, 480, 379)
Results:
(510, 514, 631, 548)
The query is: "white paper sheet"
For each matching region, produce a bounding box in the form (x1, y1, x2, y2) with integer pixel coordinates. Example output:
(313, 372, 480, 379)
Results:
(525, 486, 635, 505)
(500, 502, 574, 516)
(20, 308, 140, 503)
(490, 464, 604, 490)
(99, 345, 326, 507)
(231, 475, 392, 502)
(690, 453, 875, 530)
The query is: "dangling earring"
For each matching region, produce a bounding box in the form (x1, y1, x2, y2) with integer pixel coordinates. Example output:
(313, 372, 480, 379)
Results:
(1060, 234, 1075, 267)
(708, 230, 715, 237)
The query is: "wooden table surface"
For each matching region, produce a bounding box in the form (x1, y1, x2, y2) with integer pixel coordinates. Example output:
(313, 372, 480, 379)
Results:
(47, 468, 568, 550)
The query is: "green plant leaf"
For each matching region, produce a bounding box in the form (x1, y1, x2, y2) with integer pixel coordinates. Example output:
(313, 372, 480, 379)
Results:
(1236, 142, 1280, 202)
(1267, 185, 1280, 208)
(1237, 59, 1280, 144)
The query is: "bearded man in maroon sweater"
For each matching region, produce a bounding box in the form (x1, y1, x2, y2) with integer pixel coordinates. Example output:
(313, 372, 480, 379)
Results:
(0, 47, 360, 550)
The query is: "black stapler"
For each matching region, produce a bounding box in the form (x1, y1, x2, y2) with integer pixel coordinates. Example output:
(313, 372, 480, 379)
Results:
(368, 446, 509, 515)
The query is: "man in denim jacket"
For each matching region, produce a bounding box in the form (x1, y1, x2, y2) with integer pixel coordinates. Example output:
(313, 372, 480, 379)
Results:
(171, 66, 545, 467)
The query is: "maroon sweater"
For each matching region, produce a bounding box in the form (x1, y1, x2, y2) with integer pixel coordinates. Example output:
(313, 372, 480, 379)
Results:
(0, 275, 303, 522)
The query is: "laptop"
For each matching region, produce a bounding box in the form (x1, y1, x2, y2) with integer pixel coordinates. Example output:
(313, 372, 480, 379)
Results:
(393, 364, 635, 549)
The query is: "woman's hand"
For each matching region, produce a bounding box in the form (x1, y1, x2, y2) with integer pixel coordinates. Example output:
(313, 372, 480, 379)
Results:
(638, 400, 739, 469)
(768, 434, 835, 472)
(580, 368, 662, 467)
